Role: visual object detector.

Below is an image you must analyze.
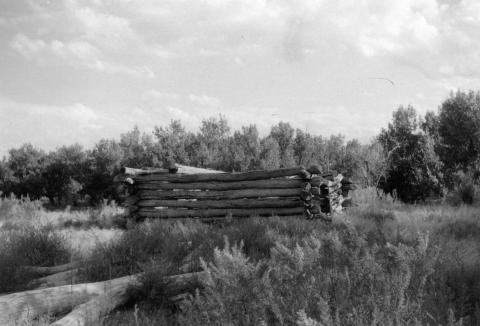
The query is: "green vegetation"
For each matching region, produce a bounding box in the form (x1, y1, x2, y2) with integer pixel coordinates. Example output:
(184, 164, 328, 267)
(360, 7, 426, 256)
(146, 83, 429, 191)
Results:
(1, 90, 479, 206)
(2, 192, 480, 325)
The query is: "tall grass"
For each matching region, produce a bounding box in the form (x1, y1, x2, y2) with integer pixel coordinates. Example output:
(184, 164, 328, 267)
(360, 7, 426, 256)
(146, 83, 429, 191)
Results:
(1, 191, 480, 325)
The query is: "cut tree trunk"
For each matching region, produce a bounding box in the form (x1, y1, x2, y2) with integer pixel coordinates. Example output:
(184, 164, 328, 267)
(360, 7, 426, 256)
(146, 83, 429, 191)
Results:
(1, 271, 206, 326)
(50, 271, 205, 326)
(137, 207, 304, 218)
(135, 177, 304, 191)
(133, 167, 306, 183)
(0, 275, 133, 325)
(27, 269, 79, 289)
(136, 188, 302, 200)
(22, 261, 82, 276)
(136, 198, 302, 209)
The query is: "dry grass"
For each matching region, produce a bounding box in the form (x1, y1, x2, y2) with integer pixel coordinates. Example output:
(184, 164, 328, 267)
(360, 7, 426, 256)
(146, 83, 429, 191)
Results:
(2, 190, 480, 325)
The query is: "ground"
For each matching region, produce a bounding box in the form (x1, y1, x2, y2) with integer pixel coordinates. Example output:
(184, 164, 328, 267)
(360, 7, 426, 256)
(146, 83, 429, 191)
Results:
(1, 188, 479, 325)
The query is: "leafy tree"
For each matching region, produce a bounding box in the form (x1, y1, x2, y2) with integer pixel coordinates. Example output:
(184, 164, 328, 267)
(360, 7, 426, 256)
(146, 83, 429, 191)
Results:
(6, 144, 46, 199)
(120, 126, 161, 168)
(378, 106, 443, 202)
(437, 91, 480, 180)
(84, 139, 123, 203)
(154, 120, 191, 166)
(269, 122, 295, 167)
(293, 129, 316, 167)
(341, 139, 363, 179)
(358, 140, 386, 187)
(197, 115, 231, 170)
(259, 137, 281, 170)
(42, 144, 87, 205)
(0, 158, 14, 196)
(229, 125, 261, 171)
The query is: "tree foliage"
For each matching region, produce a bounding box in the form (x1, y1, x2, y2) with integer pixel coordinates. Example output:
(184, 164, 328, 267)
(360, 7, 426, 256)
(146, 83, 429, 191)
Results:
(378, 106, 443, 202)
(3, 89, 480, 205)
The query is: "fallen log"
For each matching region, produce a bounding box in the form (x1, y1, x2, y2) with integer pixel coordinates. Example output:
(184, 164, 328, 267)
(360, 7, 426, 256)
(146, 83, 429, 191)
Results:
(136, 188, 303, 200)
(137, 198, 302, 209)
(22, 261, 82, 276)
(121, 167, 172, 175)
(137, 207, 305, 218)
(50, 271, 206, 326)
(135, 177, 304, 191)
(27, 269, 79, 289)
(133, 167, 306, 183)
(49, 278, 139, 326)
(1, 271, 207, 326)
(0, 275, 132, 325)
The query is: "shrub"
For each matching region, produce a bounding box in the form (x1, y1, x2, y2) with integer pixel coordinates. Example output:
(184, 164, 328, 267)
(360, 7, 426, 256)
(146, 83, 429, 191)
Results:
(0, 224, 70, 293)
(176, 230, 440, 326)
(446, 171, 478, 206)
(0, 195, 43, 223)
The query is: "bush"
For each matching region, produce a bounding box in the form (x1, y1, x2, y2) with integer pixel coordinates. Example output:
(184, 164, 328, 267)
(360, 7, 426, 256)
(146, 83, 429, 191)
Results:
(446, 172, 477, 206)
(0, 195, 43, 223)
(175, 229, 440, 326)
(0, 225, 70, 293)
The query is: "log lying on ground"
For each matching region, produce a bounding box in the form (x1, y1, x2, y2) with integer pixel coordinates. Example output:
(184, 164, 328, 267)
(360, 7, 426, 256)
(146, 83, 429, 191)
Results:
(0, 275, 132, 325)
(137, 188, 303, 200)
(121, 167, 172, 175)
(50, 271, 206, 326)
(135, 177, 304, 191)
(138, 207, 305, 218)
(137, 198, 302, 209)
(27, 269, 79, 289)
(22, 261, 82, 276)
(133, 167, 306, 183)
(49, 279, 138, 326)
(1, 271, 206, 326)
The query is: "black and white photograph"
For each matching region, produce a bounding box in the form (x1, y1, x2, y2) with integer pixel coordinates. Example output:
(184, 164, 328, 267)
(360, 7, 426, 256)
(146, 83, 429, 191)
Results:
(1, 1, 480, 325)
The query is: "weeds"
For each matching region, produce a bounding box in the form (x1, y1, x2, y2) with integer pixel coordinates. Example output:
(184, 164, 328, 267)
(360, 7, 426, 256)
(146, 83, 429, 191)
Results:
(0, 224, 70, 293)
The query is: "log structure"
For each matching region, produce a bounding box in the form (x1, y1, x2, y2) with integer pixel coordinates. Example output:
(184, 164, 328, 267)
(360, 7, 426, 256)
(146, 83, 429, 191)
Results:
(114, 164, 354, 221)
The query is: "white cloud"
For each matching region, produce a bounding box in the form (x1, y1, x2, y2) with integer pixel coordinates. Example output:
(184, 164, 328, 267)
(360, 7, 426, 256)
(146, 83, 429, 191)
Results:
(188, 94, 222, 108)
(10, 33, 154, 78)
(0, 96, 111, 154)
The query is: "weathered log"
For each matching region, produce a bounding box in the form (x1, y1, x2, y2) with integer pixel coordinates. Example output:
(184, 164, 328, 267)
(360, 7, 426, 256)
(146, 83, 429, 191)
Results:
(1, 271, 206, 326)
(121, 167, 171, 175)
(0, 275, 132, 325)
(310, 187, 321, 196)
(133, 167, 306, 183)
(310, 176, 329, 188)
(22, 261, 81, 276)
(27, 269, 79, 289)
(307, 165, 322, 175)
(135, 177, 304, 191)
(49, 278, 139, 326)
(136, 198, 302, 209)
(175, 164, 225, 174)
(300, 190, 311, 201)
(122, 195, 139, 206)
(136, 188, 303, 200)
(137, 207, 305, 218)
(121, 165, 224, 176)
(302, 182, 312, 192)
(50, 271, 206, 326)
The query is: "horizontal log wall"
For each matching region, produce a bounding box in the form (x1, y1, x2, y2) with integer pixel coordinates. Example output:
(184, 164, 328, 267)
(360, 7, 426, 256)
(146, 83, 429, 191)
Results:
(114, 164, 353, 221)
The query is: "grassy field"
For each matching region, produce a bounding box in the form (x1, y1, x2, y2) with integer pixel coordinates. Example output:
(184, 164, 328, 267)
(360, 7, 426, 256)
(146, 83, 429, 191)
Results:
(1, 190, 479, 325)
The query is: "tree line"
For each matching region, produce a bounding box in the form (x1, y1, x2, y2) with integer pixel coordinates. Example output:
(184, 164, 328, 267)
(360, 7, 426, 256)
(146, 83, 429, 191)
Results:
(0, 90, 479, 205)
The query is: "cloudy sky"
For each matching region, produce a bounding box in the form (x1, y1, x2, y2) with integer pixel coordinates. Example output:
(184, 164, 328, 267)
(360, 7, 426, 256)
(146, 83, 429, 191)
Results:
(1, 0, 480, 156)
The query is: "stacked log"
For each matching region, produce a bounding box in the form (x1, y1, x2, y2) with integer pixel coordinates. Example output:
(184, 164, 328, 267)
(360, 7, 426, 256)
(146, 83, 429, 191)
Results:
(114, 164, 354, 221)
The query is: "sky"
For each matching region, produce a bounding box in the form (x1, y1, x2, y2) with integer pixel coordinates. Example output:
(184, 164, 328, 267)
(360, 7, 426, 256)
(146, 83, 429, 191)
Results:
(1, 0, 480, 157)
